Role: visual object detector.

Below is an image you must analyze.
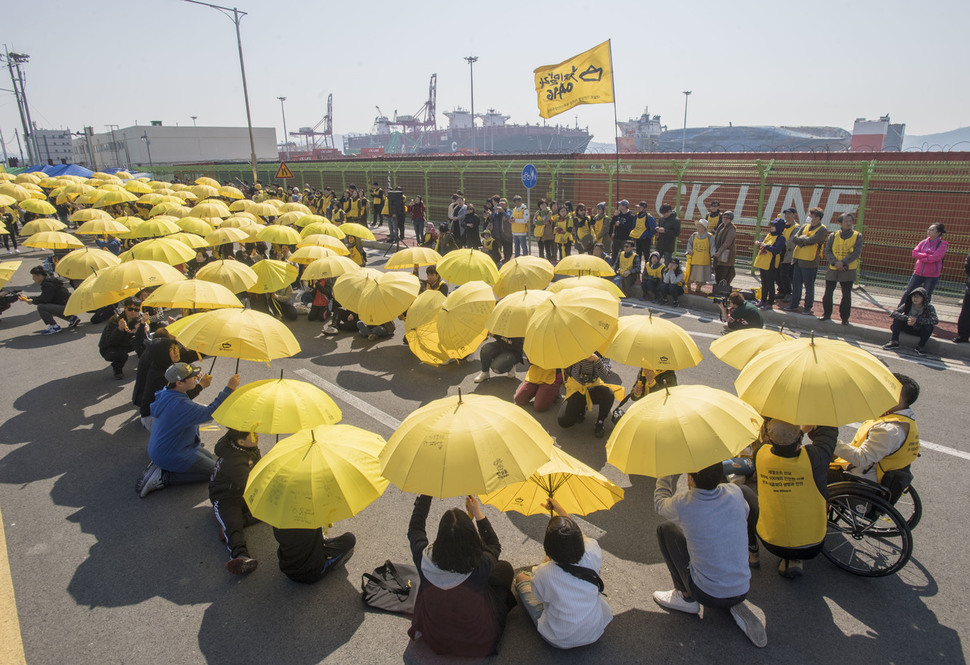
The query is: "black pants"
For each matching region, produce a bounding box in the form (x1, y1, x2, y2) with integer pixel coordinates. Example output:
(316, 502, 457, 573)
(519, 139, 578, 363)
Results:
(538, 239, 555, 260)
(759, 266, 778, 304)
(502, 239, 513, 263)
(778, 263, 794, 297)
(101, 346, 131, 373)
(822, 280, 853, 322)
(558, 387, 613, 427)
(308, 304, 328, 321)
(642, 277, 660, 299)
(958, 288, 970, 341)
(715, 264, 735, 287)
(371, 205, 383, 226)
(480, 341, 518, 373)
(890, 319, 933, 347)
(2, 229, 16, 250)
(285, 532, 358, 584)
(213, 497, 254, 559)
(635, 236, 652, 260)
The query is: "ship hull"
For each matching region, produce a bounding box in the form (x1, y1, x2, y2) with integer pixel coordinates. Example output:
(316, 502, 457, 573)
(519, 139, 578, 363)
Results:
(345, 126, 591, 155)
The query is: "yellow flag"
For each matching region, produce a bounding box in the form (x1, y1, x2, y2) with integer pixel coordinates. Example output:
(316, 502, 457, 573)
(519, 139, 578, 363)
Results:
(534, 40, 614, 119)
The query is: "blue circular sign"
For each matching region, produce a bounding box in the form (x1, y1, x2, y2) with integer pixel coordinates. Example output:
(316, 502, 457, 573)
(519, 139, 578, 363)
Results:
(521, 164, 538, 190)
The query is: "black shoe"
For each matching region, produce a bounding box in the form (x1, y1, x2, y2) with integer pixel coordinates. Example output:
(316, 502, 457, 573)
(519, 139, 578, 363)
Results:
(954, 338, 969, 344)
(841, 320, 850, 326)
(914, 346, 927, 357)
(113, 370, 124, 380)
(594, 420, 605, 438)
(817, 316, 831, 321)
(882, 341, 899, 350)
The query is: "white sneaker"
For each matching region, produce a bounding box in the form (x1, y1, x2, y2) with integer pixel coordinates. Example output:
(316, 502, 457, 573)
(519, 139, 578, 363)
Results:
(505, 368, 516, 379)
(730, 601, 767, 647)
(652, 589, 700, 615)
(473, 370, 490, 383)
(140, 416, 153, 432)
(138, 464, 166, 498)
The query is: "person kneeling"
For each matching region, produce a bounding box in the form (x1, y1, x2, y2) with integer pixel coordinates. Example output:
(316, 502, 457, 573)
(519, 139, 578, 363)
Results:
(273, 527, 356, 584)
(719, 292, 764, 333)
(209, 428, 262, 575)
(357, 318, 396, 341)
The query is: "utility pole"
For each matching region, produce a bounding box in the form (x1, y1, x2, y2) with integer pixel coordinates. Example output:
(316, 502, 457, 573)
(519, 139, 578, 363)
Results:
(106, 124, 121, 168)
(0, 125, 7, 165)
(122, 133, 132, 169)
(4, 47, 33, 164)
(464, 56, 478, 154)
(681, 90, 692, 153)
(277, 96, 289, 160)
(14, 128, 24, 164)
(141, 132, 154, 169)
(190, 116, 198, 127)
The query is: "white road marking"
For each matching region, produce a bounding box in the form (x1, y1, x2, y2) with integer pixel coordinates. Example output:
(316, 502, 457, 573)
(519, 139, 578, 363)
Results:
(295, 368, 403, 431)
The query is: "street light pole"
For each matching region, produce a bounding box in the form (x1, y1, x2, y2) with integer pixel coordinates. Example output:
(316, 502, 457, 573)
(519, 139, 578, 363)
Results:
(191, 116, 198, 127)
(681, 90, 692, 153)
(464, 56, 478, 155)
(277, 96, 289, 160)
(182, 0, 259, 185)
(141, 132, 154, 170)
(106, 124, 121, 168)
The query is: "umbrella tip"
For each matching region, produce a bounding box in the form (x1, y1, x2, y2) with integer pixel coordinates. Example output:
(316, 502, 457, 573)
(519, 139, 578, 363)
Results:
(810, 330, 815, 344)
(457, 387, 463, 404)
(779, 323, 786, 334)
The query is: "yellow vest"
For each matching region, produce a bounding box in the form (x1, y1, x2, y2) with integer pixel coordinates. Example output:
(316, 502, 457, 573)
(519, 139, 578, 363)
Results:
(689, 234, 711, 265)
(348, 245, 364, 266)
(323, 194, 333, 211)
(644, 262, 664, 279)
(755, 446, 827, 548)
(630, 213, 650, 240)
(331, 208, 345, 224)
(564, 376, 625, 407)
(533, 209, 549, 238)
(574, 215, 592, 240)
(830, 230, 860, 270)
(707, 212, 722, 235)
(753, 234, 781, 270)
(792, 223, 825, 262)
(511, 206, 528, 234)
(555, 215, 572, 244)
(782, 222, 798, 242)
(525, 365, 557, 385)
(617, 252, 636, 273)
(483, 236, 497, 252)
(371, 189, 383, 205)
(593, 213, 606, 240)
(849, 413, 919, 481)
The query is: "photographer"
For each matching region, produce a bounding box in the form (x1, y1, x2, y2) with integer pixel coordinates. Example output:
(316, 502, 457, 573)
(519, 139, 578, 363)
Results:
(99, 298, 146, 379)
(718, 292, 764, 333)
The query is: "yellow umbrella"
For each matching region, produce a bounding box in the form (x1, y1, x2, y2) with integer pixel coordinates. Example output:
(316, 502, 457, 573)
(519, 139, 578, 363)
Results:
(279, 202, 311, 214)
(221, 213, 259, 228)
(162, 204, 193, 218)
(214, 378, 341, 434)
(195, 259, 259, 293)
(524, 287, 619, 370)
(437, 248, 500, 285)
(14, 172, 42, 184)
(19, 199, 57, 216)
(120, 237, 197, 265)
(20, 218, 67, 235)
(174, 216, 214, 236)
(480, 447, 624, 516)
(607, 385, 763, 477)
(380, 392, 555, 497)
(91, 259, 186, 292)
(251, 201, 280, 218)
(244, 425, 389, 529)
(94, 190, 138, 207)
(385, 246, 443, 270)
(300, 221, 345, 239)
(547, 275, 624, 299)
(333, 268, 421, 325)
(297, 234, 348, 252)
(493, 255, 555, 298)
(301, 255, 360, 281)
(599, 312, 702, 371)
(437, 280, 494, 357)
(554, 254, 615, 277)
(64, 274, 139, 316)
(0, 260, 22, 289)
(24, 231, 84, 250)
(205, 226, 251, 247)
(193, 200, 232, 219)
(0, 183, 32, 202)
(124, 180, 154, 194)
(195, 176, 221, 188)
(142, 279, 243, 310)
(735, 336, 902, 427)
(249, 259, 298, 294)
(0, 193, 18, 207)
(229, 199, 256, 213)
(147, 201, 180, 218)
(296, 214, 331, 228)
(168, 232, 209, 250)
(189, 184, 220, 200)
(485, 289, 552, 338)
(137, 193, 165, 206)
(165, 308, 301, 362)
(55, 248, 121, 280)
(74, 218, 131, 236)
(218, 185, 245, 200)
(709, 327, 796, 370)
(404, 290, 452, 366)
(256, 224, 302, 245)
(174, 191, 199, 203)
(274, 211, 305, 227)
(339, 222, 376, 241)
(130, 218, 181, 239)
(291, 244, 345, 263)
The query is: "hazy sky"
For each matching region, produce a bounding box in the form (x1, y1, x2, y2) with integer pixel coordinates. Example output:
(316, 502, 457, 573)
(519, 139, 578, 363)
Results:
(3, 0, 969, 156)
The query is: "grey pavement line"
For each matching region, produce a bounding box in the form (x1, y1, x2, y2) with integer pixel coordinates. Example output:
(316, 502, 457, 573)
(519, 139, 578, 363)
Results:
(294, 368, 403, 432)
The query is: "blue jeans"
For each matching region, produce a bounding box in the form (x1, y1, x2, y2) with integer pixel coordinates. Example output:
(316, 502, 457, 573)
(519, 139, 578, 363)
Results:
(515, 576, 544, 626)
(513, 234, 528, 257)
(165, 447, 216, 485)
(900, 274, 940, 304)
(790, 266, 818, 309)
(357, 321, 390, 338)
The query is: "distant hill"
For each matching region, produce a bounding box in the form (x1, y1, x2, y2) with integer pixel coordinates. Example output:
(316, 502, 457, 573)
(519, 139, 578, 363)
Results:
(902, 127, 970, 151)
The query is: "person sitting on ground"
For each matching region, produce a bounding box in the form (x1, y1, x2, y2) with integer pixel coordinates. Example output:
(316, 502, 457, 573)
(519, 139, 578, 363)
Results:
(21, 265, 79, 334)
(99, 299, 146, 380)
(514, 497, 613, 649)
(640, 251, 664, 301)
(653, 462, 767, 648)
(322, 296, 357, 335)
(307, 279, 332, 322)
(883, 287, 937, 357)
(346, 235, 367, 267)
(754, 420, 837, 579)
(612, 239, 641, 297)
(474, 334, 524, 383)
(435, 222, 459, 256)
(420, 221, 438, 248)
(591, 241, 610, 265)
(137, 363, 239, 498)
(655, 258, 685, 307)
(273, 526, 356, 584)
(421, 265, 448, 295)
(558, 353, 623, 439)
(718, 292, 764, 333)
(684, 219, 712, 294)
(611, 367, 677, 421)
(407, 494, 517, 658)
(357, 317, 396, 341)
(209, 428, 262, 575)
(513, 363, 562, 413)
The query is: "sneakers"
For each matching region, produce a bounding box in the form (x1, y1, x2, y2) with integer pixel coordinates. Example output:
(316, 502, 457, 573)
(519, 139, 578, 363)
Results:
(322, 324, 338, 335)
(783, 306, 800, 312)
(321, 548, 355, 576)
(113, 369, 124, 380)
(653, 589, 700, 615)
(138, 463, 166, 498)
(955, 338, 969, 344)
(914, 346, 927, 357)
(817, 315, 831, 321)
(671, 299, 680, 307)
(777, 558, 803, 579)
(594, 420, 606, 438)
(730, 601, 767, 647)
(67, 316, 81, 328)
(41, 324, 62, 335)
(748, 545, 761, 569)
(473, 370, 490, 383)
(505, 368, 516, 379)
(140, 416, 153, 432)
(882, 341, 900, 350)
(225, 557, 258, 575)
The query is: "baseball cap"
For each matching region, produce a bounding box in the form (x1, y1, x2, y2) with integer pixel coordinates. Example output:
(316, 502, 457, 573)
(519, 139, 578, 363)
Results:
(765, 419, 802, 446)
(783, 207, 796, 214)
(165, 362, 201, 383)
(618, 199, 630, 207)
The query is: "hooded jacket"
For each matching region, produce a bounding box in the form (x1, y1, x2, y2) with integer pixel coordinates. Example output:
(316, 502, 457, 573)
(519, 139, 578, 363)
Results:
(148, 385, 233, 472)
(208, 432, 261, 502)
(33, 275, 70, 306)
(132, 338, 201, 416)
(891, 287, 939, 327)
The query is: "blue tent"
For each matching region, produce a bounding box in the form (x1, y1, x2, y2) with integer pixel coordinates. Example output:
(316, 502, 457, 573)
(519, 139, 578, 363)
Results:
(21, 163, 94, 178)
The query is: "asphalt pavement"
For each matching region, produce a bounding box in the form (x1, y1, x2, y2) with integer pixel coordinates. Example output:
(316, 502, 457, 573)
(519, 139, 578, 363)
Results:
(0, 247, 969, 665)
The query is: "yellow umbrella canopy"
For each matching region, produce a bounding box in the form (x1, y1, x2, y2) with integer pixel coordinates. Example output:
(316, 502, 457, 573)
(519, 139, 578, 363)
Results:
(333, 268, 421, 325)
(274, 211, 305, 227)
(174, 191, 199, 203)
(523, 287, 619, 370)
(189, 184, 219, 200)
(554, 254, 615, 277)
(220, 213, 260, 228)
(14, 172, 42, 184)
(493, 255, 555, 298)
(195, 259, 259, 293)
(290, 244, 345, 263)
(24, 231, 84, 250)
(168, 232, 209, 250)
(300, 221, 345, 239)
(607, 385, 763, 477)
(404, 290, 451, 366)
(148, 201, 180, 218)
(55, 248, 121, 280)
(249, 259, 298, 294)
(0, 183, 33, 202)
(93, 190, 138, 208)
(64, 274, 139, 316)
(337, 222, 376, 241)
(480, 447, 624, 517)
(437, 248, 500, 286)
(296, 214, 330, 228)
(137, 193, 165, 206)
(130, 218, 181, 239)
(279, 202, 311, 214)
(19, 199, 57, 216)
(709, 327, 796, 370)
(486, 289, 552, 338)
(192, 200, 232, 219)
(385, 246, 443, 270)
(124, 180, 154, 194)
(436, 280, 494, 357)
(74, 217, 131, 236)
(734, 336, 902, 427)
(297, 234, 348, 253)
(120, 237, 197, 265)
(174, 216, 214, 236)
(91, 259, 186, 292)
(244, 425, 389, 529)
(229, 199, 256, 212)
(251, 201, 280, 218)
(301, 255, 360, 281)
(20, 218, 67, 235)
(195, 176, 221, 188)
(165, 308, 301, 362)
(162, 204, 193, 219)
(0, 193, 19, 207)
(547, 275, 624, 299)
(0, 260, 22, 289)
(380, 392, 555, 498)
(205, 226, 251, 247)
(599, 312, 703, 371)
(218, 185, 245, 200)
(255, 224, 302, 245)
(213, 378, 342, 434)
(142, 279, 243, 310)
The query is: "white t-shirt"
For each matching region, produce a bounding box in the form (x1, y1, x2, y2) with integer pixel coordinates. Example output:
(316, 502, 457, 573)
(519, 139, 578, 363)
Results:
(530, 538, 613, 648)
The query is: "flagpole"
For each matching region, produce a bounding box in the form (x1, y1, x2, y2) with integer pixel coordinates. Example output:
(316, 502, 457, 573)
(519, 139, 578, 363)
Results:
(608, 39, 619, 211)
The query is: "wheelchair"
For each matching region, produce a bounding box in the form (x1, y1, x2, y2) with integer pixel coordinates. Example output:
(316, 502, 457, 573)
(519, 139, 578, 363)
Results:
(822, 468, 920, 577)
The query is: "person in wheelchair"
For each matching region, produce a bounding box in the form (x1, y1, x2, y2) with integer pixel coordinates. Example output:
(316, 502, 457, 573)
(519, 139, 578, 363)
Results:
(610, 368, 677, 423)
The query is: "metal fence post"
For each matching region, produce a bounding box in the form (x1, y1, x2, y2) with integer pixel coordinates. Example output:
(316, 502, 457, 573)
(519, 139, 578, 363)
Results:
(752, 158, 775, 273)
(854, 159, 876, 283)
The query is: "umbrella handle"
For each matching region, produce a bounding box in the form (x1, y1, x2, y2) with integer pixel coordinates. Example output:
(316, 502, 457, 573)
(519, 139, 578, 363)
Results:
(235, 357, 240, 373)
(208, 356, 217, 374)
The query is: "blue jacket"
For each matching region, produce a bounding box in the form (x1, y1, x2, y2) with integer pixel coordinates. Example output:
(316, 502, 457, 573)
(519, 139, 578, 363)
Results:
(148, 386, 233, 472)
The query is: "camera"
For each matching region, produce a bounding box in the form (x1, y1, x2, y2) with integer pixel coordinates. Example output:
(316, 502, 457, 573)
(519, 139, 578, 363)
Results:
(712, 296, 727, 305)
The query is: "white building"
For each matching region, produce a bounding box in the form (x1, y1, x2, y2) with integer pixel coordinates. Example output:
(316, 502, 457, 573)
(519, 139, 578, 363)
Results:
(33, 128, 75, 165)
(72, 124, 278, 170)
